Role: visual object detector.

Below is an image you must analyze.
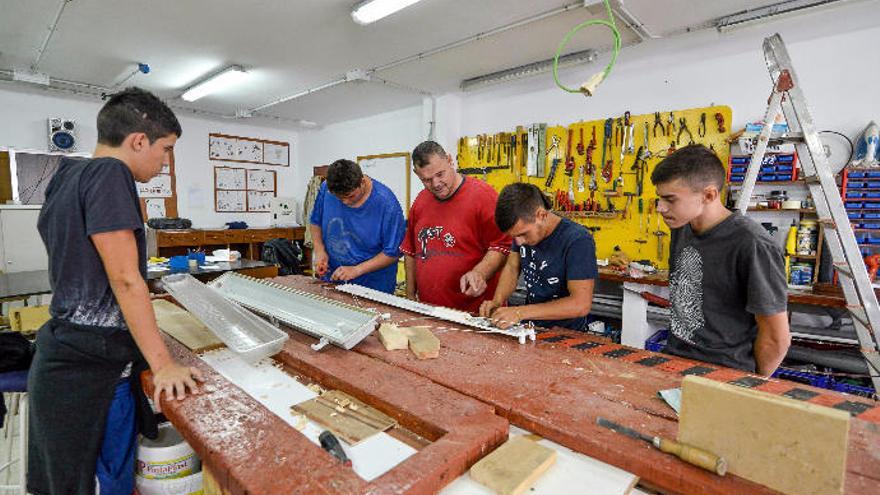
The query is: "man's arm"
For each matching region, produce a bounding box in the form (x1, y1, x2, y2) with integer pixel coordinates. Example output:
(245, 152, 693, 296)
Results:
(479, 251, 520, 317)
(309, 224, 329, 276)
(331, 253, 399, 282)
(489, 279, 594, 329)
(754, 312, 790, 376)
(404, 255, 418, 299)
(461, 250, 508, 297)
(92, 230, 202, 411)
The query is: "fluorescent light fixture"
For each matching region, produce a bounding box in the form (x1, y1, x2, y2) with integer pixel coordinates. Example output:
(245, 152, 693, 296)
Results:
(181, 65, 247, 102)
(715, 0, 845, 32)
(461, 49, 598, 92)
(351, 0, 425, 25)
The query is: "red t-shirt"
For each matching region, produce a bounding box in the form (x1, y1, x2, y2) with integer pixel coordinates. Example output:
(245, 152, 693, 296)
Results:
(401, 176, 511, 313)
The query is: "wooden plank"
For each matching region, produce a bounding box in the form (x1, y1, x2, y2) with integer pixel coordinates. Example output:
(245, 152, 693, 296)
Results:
(678, 376, 850, 495)
(470, 436, 556, 495)
(407, 325, 439, 359)
(320, 390, 397, 431)
(152, 299, 224, 353)
(291, 392, 389, 446)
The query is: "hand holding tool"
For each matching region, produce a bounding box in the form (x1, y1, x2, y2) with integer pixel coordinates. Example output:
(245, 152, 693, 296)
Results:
(596, 418, 726, 476)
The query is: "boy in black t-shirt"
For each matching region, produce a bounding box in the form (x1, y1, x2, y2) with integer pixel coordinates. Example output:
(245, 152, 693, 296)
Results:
(480, 183, 598, 331)
(29, 88, 202, 494)
(652, 144, 790, 375)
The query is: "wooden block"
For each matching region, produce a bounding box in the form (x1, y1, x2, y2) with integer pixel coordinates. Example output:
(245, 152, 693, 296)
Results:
(679, 376, 850, 495)
(9, 305, 50, 332)
(378, 322, 409, 351)
(470, 436, 556, 495)
(152, 299, 224, 353)
(407, 326, 440, 359)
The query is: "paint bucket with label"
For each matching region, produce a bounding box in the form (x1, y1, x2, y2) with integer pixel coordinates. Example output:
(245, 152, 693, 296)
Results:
(137, 423, 200, 480)
(136, 471, 203, 495)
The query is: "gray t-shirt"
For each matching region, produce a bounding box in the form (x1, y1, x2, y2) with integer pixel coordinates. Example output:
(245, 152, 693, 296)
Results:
(665, 212, 787, 372)
(37, 157, 146, 329)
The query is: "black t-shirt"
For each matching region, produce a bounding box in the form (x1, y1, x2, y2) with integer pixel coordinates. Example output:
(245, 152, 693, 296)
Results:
(37, 157, 146, 328)
(665, 212, 787, 372)
(514, 217, 598, 330)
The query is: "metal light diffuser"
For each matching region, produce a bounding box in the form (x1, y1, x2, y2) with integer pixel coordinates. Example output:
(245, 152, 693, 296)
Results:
(208, 273, 379, 350)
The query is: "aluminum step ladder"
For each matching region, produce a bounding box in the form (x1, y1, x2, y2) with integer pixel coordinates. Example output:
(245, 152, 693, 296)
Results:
(735, 33, 880, 391)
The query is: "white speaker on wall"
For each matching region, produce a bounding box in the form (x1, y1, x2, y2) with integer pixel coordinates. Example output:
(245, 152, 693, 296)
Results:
(48, 117, 77, 152)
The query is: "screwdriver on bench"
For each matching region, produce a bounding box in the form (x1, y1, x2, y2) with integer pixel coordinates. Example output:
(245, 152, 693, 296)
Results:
(596, 417, 727, 475)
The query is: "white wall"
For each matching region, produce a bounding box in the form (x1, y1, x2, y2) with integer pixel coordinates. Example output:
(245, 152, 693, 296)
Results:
(455, 1, 879, 139)
(294, 104, 428, 203)
(0, 85, 299, 228)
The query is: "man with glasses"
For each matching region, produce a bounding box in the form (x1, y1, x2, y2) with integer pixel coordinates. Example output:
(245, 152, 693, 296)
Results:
(310, 159, 406, 293)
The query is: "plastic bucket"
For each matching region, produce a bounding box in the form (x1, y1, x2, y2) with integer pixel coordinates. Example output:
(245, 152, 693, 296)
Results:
(137, 423, 200, 480)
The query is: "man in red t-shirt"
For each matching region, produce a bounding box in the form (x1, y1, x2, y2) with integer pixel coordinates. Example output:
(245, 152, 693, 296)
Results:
(401, 141, 511, 313)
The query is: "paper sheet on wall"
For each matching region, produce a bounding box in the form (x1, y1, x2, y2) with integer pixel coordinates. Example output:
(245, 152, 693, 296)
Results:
(138, 174, 173, 198)
(263, 142, 289, 166)
(145, 198, 167, 219)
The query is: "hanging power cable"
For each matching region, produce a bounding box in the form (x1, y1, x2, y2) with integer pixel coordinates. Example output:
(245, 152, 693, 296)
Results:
(553, 0, 621, 97)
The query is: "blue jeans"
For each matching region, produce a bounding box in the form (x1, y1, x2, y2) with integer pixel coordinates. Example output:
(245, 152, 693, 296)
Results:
(95, 379, 137, 495)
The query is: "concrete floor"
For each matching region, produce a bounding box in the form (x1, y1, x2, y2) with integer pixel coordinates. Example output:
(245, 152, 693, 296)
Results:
(0, 393, 25, 492)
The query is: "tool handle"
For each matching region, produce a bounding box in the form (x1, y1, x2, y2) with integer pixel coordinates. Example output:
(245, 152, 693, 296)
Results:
(657, 438, 727, 476)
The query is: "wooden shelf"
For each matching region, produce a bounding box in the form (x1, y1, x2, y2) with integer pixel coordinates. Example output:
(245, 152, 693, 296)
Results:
(790, 254, 817, 260)
(747, 208, 816, 214)
(729, 180, 800, 187)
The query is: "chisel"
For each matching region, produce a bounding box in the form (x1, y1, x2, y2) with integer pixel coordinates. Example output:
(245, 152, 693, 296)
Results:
(596, 417, 727, 475)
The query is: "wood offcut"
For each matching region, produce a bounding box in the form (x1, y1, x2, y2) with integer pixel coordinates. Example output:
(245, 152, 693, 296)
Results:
(291, 389, 397, 445)
(678, 376, 850, 495)
(470, 435, 556, 495)
(152, 299, 224, 353)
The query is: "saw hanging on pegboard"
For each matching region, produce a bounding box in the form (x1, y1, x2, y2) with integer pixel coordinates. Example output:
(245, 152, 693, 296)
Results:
(455, 105, 733, 269)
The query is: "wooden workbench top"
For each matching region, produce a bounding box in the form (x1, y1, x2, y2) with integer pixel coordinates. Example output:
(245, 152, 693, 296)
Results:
(273, 276, 879, 495)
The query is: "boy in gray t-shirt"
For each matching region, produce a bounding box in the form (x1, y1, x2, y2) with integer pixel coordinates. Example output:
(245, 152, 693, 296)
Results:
(651, 144, 790, 375)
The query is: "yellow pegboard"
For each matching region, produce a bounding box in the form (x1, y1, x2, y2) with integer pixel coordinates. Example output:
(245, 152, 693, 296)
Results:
(457, 106, 733, 269)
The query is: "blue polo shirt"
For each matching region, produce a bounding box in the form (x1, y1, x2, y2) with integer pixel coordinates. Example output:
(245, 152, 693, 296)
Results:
(310, 179, 405, 293)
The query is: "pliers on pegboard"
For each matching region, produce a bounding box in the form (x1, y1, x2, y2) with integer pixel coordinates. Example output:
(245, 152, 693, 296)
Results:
(677, 117, 694, 145)
(698, 112, 707, 138)
(653, 111, 665, 137)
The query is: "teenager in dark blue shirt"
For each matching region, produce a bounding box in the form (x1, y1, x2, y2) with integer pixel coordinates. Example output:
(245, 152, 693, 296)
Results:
(480, 183, 598, 331)
(310, 159, 406, 293)
(29, 88, 202, 495)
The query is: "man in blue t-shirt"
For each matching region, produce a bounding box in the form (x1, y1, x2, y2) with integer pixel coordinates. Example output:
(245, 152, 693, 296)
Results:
(480, 183, 598, 331)
(310, 159, 406, 293)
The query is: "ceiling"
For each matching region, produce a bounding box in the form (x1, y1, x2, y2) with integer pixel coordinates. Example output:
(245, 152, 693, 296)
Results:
(0, 0, 839, 127)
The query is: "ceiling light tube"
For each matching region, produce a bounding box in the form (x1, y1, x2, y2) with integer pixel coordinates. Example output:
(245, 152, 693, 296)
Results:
(461, 49, 598, 92)
(181, 65, 248, 102)
(351, 0, 425, 25)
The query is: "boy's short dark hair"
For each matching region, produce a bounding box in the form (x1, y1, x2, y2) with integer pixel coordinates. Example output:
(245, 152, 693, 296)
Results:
(495, 183, 552, 232)
(97, 87, 181, 146)
(412, 141, 447, 168)
(650, 144, 725, 190)
(326, 159, 364, 195)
